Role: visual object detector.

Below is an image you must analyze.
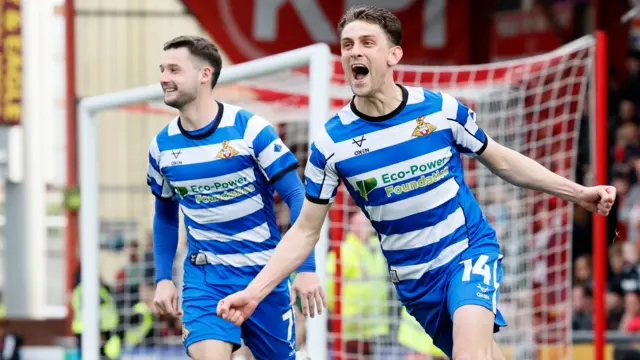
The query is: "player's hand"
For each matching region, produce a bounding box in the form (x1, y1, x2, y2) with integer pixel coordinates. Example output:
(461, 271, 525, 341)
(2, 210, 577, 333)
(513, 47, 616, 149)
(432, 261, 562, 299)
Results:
(578, 185, 617, 216)
(291, 272, 327, 318)
(153, 280, 182, 318)
(216, 290, 259, 326)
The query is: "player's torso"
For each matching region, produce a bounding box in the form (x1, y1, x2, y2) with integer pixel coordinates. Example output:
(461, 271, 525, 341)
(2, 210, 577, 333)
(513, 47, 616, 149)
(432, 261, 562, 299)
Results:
(155, 107, 279, 254)
(326, 87, 496, 300)
(329, 89, 466, 230)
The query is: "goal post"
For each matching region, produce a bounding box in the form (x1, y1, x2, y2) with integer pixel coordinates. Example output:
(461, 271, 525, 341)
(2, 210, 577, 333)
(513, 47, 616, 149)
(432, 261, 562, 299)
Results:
(77, 43, 332, 360)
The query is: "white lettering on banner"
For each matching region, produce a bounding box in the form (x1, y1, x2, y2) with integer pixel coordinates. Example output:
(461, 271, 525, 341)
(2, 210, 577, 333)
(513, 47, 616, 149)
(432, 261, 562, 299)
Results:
(252, 0, 446, 48)
(424, 0, 445, 47)
(254, 0, 337, 43)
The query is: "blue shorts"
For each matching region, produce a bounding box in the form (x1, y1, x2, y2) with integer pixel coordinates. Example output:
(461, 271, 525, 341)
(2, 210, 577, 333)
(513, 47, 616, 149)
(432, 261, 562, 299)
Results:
(403, 246, 508, 357)
(181, 271, 296, 360)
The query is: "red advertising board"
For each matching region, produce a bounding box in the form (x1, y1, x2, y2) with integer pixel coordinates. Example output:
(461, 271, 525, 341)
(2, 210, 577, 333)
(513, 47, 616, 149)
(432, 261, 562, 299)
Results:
(182, 0, 470, 65)
(491, 3, 573, 61)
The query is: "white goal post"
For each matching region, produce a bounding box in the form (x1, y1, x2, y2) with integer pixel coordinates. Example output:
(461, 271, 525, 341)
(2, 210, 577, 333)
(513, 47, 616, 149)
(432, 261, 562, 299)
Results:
(77, 43, 333, 360)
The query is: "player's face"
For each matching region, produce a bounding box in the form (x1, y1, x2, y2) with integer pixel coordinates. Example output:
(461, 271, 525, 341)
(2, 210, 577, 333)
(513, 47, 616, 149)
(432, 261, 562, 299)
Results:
(340, 20, 401, 97)
(159, 47, 201, 109)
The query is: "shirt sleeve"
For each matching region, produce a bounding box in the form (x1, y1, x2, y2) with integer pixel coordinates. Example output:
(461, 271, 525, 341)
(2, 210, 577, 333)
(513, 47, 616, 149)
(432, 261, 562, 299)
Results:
(146, 137, 174, 200)
(304, 134, 340, 204)
(441, 92, 488, 156)
(243, 114, 299, 183)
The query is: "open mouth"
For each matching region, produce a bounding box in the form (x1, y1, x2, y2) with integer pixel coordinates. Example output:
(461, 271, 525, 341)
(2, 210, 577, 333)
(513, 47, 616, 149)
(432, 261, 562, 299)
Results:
(351, 64, 369, 81)
(163, 84, 177, 93)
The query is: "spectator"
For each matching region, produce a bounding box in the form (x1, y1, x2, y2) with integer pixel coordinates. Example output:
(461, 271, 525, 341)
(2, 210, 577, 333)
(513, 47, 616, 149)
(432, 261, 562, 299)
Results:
(608, 243, 626, 329)
(326, 211, 391, 360)
(123, 281, 157, 348)
(572, 284, 593, 330)
(620, 99, 638, 125)
(573, 254, 593, 287)
(618, 242, 640, 331)
(621, 50, 640, 106)
(617, 123, 640, 152)
(619, 146, 640, 242)
(0, 318, 22, 360)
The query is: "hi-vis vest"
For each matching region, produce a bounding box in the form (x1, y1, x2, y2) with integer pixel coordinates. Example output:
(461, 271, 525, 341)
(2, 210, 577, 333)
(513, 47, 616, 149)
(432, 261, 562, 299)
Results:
(71, 284, 121, 359)
(71, 284, 119, 333)
(398, 307, 445, 356)
(326, 233, 390, 341)
(124, 302, 154, 347)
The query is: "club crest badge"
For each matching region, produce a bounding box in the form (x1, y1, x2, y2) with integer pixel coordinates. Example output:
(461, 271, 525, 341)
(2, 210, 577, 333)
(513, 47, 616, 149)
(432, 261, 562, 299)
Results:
(216, 140, 239, 159)
(412, 116, 437, 137)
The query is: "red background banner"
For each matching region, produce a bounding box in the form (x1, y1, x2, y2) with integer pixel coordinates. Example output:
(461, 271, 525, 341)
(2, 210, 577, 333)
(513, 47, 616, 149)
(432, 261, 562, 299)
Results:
(182, 0, 470, 65)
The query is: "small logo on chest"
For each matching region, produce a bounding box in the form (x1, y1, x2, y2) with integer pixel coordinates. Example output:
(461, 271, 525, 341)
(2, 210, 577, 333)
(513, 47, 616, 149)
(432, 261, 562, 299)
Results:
(412, 116, 437, 137)
(216, 140, 239, 159)
(351, 135, 369, 156)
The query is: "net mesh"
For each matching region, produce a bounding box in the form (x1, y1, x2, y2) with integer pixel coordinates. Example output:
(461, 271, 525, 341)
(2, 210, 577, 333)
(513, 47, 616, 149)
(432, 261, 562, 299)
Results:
(91, 35, 595, 360)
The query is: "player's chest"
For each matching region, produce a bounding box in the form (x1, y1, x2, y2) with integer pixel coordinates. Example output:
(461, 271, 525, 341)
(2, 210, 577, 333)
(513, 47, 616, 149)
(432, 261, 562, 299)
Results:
(158, 139, 255, 182)
(333, 116, 453, 175)
(334, 119, 455, 203)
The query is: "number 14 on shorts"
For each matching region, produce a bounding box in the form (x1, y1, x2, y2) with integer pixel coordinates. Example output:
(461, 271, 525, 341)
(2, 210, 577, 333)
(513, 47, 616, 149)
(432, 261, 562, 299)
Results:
(460, 254, 492, 285)
(459, 253, 502, 302)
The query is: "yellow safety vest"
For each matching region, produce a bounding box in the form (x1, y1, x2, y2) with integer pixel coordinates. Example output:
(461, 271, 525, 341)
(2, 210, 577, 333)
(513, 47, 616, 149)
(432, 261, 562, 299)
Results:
(70, 285, 119, 334)
(71, 284, 121, 359)
(124, 302, 154, 347)
(398, 307, 445, 356)
(104, 335, 121, 360)
(326, 233, 390, 340)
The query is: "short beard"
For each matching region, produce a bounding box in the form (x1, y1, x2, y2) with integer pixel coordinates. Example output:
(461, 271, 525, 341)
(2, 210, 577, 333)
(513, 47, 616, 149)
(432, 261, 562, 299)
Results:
(164, 91, 197, 110)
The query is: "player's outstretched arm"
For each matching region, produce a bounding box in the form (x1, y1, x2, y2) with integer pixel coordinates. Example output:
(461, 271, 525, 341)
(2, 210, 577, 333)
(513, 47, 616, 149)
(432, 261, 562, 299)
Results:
(216, 199, 329, 326)
(152, 197, 182, 317)
(477, 136, 616, 215)
(272, 170, 325, 317)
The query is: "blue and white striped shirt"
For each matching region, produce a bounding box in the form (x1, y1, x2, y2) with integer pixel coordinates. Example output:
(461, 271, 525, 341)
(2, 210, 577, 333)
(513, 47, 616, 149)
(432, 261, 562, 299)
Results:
(304, 85, 498, 303)
(147, 102, 299, 286)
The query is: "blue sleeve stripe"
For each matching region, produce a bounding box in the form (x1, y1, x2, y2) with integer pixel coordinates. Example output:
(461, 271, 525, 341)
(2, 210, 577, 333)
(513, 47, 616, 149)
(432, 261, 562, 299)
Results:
(253, 126, 279, 158)
(235, 108, 254, 137)
(308, 143, 327, 169)
(147, 177, 173, 200)
(304, 176, 323, 198)
(264, 153, 298, 182)
(148, 153, 161, 173)
(455, 102, 469, 126)
(474, 128, 488, 155)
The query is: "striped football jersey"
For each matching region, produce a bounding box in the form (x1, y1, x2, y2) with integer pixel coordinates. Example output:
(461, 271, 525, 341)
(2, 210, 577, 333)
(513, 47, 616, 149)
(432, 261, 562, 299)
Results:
(146, 102, 298, 286)
(304, 85, 499, 302)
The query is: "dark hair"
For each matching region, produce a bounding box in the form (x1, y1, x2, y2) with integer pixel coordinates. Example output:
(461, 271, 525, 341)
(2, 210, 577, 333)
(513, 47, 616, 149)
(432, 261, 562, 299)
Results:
(163, 35, 222, 88)
(337, 6, 402, 46)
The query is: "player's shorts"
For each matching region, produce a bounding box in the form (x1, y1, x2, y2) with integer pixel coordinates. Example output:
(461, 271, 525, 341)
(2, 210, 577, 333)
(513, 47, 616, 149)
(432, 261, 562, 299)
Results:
(181, 266, 296, 360)
(401, 241, 508, 357)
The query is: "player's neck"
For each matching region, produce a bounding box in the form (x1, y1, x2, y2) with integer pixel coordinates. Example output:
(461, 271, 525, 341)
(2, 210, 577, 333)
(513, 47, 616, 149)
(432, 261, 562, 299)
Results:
(179, 93, 219, 131)
(354, 80, 403, 118)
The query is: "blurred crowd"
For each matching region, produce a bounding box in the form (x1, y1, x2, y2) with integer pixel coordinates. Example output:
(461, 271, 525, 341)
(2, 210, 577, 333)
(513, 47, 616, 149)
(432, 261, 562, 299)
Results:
(572, 49, 640, 334)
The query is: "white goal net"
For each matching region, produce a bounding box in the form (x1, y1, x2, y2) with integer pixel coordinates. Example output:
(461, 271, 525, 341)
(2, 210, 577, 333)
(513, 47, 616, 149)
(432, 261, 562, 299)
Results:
(78, 36, 596, 360)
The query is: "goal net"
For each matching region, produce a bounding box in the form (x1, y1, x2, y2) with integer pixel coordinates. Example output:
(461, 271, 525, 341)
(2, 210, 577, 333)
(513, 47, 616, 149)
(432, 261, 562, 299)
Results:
(78, 36, 596, 360)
